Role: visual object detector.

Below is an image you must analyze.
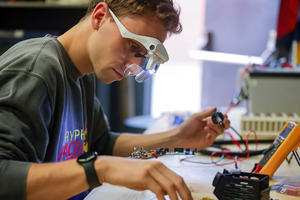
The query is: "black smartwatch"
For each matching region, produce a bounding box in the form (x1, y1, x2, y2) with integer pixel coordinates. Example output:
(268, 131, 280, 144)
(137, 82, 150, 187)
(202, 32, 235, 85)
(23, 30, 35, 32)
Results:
(77, 152, 101, 189)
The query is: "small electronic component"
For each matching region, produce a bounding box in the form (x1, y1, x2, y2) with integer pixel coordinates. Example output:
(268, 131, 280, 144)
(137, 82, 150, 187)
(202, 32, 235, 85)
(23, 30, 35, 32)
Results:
(130, 146, 152, 159)
(130, 147, 197, 159)
(152, 148, 197, 156)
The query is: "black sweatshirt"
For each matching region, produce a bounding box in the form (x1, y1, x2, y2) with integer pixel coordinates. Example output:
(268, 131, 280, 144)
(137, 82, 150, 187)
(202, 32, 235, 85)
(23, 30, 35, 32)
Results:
(0, 35, 119, 199)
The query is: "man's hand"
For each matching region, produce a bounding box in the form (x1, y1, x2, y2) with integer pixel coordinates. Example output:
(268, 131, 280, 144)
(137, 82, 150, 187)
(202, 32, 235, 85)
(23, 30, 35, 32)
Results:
(174, 107, 230, 149)
(95, 156, 193, 200)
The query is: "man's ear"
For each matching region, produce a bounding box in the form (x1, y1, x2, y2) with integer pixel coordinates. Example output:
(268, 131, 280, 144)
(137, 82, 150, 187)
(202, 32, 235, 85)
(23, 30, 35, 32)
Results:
(91, 2, 110, 30)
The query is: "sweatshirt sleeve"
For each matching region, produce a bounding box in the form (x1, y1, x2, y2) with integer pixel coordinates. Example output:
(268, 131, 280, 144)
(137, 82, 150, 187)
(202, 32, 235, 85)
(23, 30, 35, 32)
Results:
(0, 69, 54, 199)
(0, 160, 31, 199)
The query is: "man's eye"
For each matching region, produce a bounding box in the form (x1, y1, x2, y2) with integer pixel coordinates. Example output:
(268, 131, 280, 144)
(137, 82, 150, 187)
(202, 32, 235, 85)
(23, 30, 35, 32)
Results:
(129, 41, 138, 52)
(135, 53, 145, 58)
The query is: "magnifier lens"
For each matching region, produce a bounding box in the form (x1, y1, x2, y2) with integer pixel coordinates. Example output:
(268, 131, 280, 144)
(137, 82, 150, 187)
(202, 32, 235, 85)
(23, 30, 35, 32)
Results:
(135, 63, 158, 82)
(135, 70, 152, 83)
(124, 63, 143, 76)
(124, 60, 160, 82)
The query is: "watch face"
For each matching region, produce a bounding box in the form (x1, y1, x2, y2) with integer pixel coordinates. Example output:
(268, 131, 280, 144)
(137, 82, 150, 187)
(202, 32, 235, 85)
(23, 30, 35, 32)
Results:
(78, 152, 98, 163)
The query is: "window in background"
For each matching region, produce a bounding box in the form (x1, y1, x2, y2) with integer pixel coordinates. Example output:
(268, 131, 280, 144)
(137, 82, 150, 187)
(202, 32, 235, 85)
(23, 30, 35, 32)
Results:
(151, 0, 206, 117)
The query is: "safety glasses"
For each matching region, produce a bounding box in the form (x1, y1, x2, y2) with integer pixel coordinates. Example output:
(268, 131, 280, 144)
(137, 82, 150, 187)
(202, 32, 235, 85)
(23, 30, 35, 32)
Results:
(109, 8, 169, 82)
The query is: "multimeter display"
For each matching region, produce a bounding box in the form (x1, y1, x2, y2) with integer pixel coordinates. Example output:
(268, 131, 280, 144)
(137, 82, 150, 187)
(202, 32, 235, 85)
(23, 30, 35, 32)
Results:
(280, 123, 295, 139)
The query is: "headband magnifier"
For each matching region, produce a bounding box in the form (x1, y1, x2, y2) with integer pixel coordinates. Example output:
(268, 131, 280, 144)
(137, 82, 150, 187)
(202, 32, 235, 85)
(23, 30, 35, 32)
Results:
(109, 9, 169, 82)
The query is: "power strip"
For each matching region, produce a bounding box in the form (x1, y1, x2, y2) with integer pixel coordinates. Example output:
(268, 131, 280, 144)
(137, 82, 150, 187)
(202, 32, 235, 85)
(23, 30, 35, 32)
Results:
(241, 112, 300, 139)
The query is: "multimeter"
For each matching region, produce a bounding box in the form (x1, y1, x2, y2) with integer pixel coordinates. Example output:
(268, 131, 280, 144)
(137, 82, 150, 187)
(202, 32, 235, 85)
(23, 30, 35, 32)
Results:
(253, 121, 300, 178)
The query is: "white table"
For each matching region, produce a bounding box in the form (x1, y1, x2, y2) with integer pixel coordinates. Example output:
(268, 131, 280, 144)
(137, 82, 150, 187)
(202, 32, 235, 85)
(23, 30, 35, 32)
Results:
(85, 150, 300, 200)
(86, 109, 300, 199)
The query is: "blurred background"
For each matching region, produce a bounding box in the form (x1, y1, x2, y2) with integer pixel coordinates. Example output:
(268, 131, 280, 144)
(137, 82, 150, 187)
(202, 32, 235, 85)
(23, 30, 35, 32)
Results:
(1, 0, 299, 137)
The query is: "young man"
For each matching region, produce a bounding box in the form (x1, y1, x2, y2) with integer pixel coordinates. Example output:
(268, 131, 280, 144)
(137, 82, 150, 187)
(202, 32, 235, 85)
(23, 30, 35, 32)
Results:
(0, 0, 230, 200)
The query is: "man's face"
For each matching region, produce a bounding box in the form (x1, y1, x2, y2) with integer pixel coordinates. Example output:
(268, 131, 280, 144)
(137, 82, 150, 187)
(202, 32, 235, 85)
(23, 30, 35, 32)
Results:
(89, 12, 167, 84)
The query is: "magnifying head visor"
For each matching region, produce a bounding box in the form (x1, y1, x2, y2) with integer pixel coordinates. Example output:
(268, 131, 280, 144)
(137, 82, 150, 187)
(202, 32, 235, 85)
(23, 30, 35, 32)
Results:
(109, 8, 169, 82)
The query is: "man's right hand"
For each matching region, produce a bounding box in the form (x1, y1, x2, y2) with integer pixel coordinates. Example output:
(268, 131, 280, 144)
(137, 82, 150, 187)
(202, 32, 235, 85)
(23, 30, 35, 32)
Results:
(95, 156, 193, 200)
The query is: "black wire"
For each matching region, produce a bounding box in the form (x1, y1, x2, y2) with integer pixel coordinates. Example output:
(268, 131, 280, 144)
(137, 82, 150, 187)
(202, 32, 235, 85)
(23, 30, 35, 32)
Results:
(198, 125, 272, 158)
(181, 124, 271, 165)
(198, 148, 266, 158)
(212, 139, 273, 145)
(230, 125, 247, 149)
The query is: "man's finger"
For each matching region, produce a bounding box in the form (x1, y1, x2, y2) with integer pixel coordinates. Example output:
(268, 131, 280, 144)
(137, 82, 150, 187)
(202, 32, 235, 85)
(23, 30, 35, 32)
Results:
(197, 107, 217, 119)
(148, 164, 179, 200)
(144, 177, 166, 200)
(150, 163, 193, 200)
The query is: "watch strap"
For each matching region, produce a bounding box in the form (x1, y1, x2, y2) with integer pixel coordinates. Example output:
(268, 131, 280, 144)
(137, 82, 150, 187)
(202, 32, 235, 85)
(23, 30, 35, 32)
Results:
(81, 159, 101, 189)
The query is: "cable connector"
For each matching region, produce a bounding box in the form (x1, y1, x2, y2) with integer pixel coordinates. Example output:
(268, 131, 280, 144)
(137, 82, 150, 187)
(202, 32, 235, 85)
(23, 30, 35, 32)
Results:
(211, 111, 224, 125)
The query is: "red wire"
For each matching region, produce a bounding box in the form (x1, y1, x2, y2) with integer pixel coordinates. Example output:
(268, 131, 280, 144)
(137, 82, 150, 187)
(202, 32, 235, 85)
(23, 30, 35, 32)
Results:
(239, 130, 258, 161)
(224, 131, 242, 151)
(224, 104, 237, 115)
(247, 130, 258, 151)
(210, 130, 258, 167)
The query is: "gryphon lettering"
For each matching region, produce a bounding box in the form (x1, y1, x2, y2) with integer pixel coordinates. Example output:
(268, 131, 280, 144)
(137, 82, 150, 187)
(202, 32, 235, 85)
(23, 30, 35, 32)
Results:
(58, 129, 85, 161)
